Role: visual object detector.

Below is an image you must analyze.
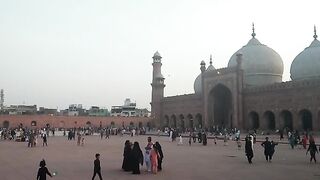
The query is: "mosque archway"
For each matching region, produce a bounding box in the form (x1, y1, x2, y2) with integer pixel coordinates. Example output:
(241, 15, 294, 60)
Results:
(208, 84, 232, 129)
(263, 111, 275, 130)
(86, 121, 92, 127)
(171, 115, 177, 128)
(3, 121, 9, 128)
(31, 121, 37, 127)
(195, 113, 203, 129)
(187, 114, 194, 130)
(179, 114, 185, 130)
(299, 109, 312, 131)
(164, 115, 169, 128)
(138, 121, 143, 128)
(248, 111, 259, 129)
(280, 110, 293, 130)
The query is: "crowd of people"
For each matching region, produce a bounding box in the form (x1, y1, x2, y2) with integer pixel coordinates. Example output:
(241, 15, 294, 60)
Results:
(122, 137, 164, 174)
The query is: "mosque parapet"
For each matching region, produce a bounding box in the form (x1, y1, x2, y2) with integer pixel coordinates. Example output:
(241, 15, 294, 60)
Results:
(204, 66, 238, 77)
(244, 78, 320, 93)
(162, 93, 201, 102)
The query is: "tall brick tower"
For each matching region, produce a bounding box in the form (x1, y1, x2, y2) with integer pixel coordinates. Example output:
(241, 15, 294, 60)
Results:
(151, 51, 165, 127)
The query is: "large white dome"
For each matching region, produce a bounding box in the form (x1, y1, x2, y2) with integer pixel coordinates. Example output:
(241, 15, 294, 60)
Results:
(228, 34, 284, 86)
(194, 73, 202, 94)
(290, 31, 320, 80)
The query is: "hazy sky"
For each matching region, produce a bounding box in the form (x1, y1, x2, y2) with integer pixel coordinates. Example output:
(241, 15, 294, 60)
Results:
(0, 0, 319, 110)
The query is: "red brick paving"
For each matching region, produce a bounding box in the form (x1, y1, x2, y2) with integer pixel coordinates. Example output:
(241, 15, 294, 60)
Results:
(0, 135, 319, 180)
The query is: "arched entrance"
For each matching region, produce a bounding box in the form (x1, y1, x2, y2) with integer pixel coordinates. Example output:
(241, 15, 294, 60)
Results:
(208, 84, 232, 129)
(138, 121, 143, 128)
(280, 110, 293, 130)
(86, 121, 92, 127)
(248, 111, 259, 129)
(263, 111, 275, 130)
(187, 114, 194, 129)
(31, 121, 37, 127)
(179, 114, 185, 130)
(195, 113, 203, 129)
(299, 109, 312, 131)
(3, 121, 9, 128)
(164, 115, 169, 128)
(171, 115, 177, 128)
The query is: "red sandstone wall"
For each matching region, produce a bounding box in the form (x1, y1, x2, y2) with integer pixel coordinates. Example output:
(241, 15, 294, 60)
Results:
(0, 115, 151, 128)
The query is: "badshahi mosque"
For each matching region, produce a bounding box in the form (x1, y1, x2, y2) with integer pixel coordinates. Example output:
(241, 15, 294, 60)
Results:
(150, 25, 320, 132)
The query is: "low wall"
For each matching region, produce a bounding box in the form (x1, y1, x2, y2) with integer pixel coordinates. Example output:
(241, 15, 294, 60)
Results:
(0, 115, 151, 129)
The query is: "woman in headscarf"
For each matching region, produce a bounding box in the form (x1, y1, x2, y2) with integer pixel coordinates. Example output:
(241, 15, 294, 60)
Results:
(131, 141, 143, 174)
(154, 141, 164, 171)
(122, 140, 132, 171)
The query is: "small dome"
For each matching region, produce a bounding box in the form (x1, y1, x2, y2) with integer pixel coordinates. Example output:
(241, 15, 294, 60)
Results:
(228, 34, 283, 86)
(153, 51, 161, 58)
(207, 57, 215, 71)
(290, 30, 320, 80)
(194, 74, 202, 94)
(207, 65, 215, 71)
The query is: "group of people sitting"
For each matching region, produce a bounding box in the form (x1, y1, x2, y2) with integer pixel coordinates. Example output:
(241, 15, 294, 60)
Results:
(121, 137, 164, 174)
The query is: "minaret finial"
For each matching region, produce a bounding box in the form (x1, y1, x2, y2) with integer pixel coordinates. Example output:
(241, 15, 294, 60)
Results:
(251, 22, 256, 38)
(209, 54, 212, 65)
(314, 25, 318, 39)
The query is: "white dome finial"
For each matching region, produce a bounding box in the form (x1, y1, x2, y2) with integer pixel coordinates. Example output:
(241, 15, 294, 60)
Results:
(251, 22, 256, 38)
(314, 25, 318, 39)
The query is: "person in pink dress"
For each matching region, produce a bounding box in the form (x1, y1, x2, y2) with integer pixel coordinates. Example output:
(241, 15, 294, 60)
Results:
(150, 146, 159, 174)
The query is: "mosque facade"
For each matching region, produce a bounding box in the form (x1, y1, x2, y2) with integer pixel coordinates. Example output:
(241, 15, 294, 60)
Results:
(150, 26, 320, 132)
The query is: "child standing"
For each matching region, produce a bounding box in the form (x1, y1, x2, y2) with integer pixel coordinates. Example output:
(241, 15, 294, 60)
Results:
(92, 153, 103, 180)
(150, 146, 159, 174)
(144, 147, 151, 172)
(214, 135, 217, 145)
(37, 159, 52, 180)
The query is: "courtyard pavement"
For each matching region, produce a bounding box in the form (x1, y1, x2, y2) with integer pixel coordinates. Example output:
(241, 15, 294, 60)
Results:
(0, 135, 319, 180)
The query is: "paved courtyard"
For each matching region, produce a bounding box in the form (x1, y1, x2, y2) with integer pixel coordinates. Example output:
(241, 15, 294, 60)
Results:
(0, 135, 319, 180)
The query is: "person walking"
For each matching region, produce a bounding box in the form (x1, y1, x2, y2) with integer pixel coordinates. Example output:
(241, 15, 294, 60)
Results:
(306, 141, 318, 163)
(202, 132, 207, 146)
(150, 145, 159, 174)
(42, 134, 48, 146)
(261, 137, 272, 162)
(270, 141, 278, 160)
(131, 142, 143, 174)
(122, 140, 132, 171)
(92, 153, 103, 180)
(154, 141, 164, 171)
(37, 159, 52, 180)
(245, 136, 254, 164)
(178, 135, 183, 145)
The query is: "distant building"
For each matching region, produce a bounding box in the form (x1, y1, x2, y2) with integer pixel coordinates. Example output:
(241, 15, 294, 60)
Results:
(111, 98, 149, 117)
(67, 104, 86, 116)
(88, 106, 109, 117)
(38, 107, 58, 115)
(6, 105, 37, 115)
(135, 108, 151, 117)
